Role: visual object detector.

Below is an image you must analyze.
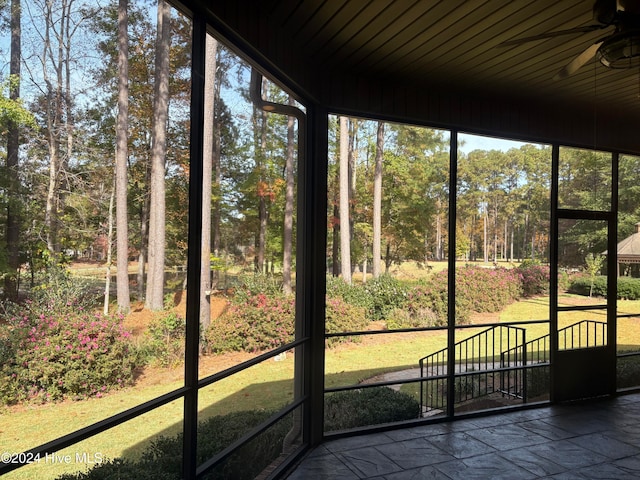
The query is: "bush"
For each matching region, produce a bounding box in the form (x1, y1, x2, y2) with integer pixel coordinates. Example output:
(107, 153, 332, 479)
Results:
(386, 279, 451, 328)
(205, 288, 369, 353)
(455, 266, 522, 313)
(326, 276, 374, 312)
(518, 263, 550, 297)
(0, 310, 135, 405)
(233, 274, 283, 303)
(325, 297, 368, 346)
(29, 264, 100, 316)
(205, 291, 295, 353)
(617, 356, 640, 389)
(324, 387, 420, 431)
(617, 277, 640, 300)
(568, 275, 607, 297)
(363, 274, 408, 321)
(386, 306, 440, 329)
(142, 310, 186, 367)
(56, 410, 291, 480)
(568, 275, 640, 300)
(403, 271, 473, 326)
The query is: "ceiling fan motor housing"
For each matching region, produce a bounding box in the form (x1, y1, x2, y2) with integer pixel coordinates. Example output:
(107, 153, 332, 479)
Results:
(598, 30, 640, 67)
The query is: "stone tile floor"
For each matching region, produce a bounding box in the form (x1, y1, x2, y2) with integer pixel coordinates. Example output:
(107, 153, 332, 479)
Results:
(286, 393, 640, 479)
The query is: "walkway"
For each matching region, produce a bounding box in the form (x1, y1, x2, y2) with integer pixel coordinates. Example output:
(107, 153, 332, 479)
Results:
(286, 393, 640, 479)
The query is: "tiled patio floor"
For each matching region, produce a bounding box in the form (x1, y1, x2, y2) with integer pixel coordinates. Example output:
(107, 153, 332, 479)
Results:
(286, 393, 640, 479)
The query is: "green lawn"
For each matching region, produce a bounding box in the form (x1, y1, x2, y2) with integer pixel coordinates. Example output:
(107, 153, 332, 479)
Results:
(3, 292, 640, 479)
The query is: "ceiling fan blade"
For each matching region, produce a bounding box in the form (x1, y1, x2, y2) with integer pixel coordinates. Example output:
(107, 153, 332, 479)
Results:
(553, 41, 604, 80)
(499, 24, 607, 46)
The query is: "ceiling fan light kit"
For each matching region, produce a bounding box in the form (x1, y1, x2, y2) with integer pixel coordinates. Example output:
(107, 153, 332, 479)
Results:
(597, 31, 640, 67)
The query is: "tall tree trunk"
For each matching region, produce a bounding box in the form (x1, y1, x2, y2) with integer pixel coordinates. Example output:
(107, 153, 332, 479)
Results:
(493, 203, 498, 263)
(511, 228, 514, 263)
(332, 202, 339, 276)
(503, 219, 508, 261)
(211, 50, 222, 289)
(348, 119, 358, 248)
(339, 116, 351, 284)
(385, 242, 391, 273)
(45, 141, 61, 255)
(104, 178, 115, 314)
(436, 205, 443, 261)
(372, 121, 384, 278)
(43, 0, 61, 257)
(115, 0, 131, 313)
(4, 0, 21, 299)
(42, 0, 76, 259)
(282, 96, 295, 294)
(138, 194, 149, 301)
(200, 34, 217, 330)
(483, 206, 488, 263)
(145, 0, 171, 310)
(255, 77, 269, 274)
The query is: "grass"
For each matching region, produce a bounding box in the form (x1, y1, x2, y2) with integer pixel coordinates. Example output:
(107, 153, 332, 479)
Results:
(3, 291, 640, 479)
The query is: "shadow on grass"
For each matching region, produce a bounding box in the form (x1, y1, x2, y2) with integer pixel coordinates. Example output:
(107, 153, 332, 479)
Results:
(118, 365, 418, 462)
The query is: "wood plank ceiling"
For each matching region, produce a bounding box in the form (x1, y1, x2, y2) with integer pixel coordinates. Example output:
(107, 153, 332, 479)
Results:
(258, 0, 640, 118)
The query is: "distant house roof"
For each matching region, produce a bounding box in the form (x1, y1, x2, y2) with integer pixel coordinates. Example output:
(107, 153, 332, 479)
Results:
(608, 223, 640, 264)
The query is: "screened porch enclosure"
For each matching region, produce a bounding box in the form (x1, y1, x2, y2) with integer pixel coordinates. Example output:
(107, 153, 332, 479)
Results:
(3, 1, 640, 479)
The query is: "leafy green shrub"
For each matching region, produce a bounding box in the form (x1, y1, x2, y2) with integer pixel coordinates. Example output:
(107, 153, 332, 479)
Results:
(142, 310, 186, 367)
(29, 264, 99, 315)
(386, 306, 440, 329)
(324, 387, 420, 431)
(527, 366, 550, 399)
(205, 292, 295, 353)
(405, 272, 473, 325)
(568, 275, 640, 300)
(326, 275, 374, 312)
(568, 275, 607, 297)
(518, 263, 550, 297)
(617, 356, 640, 389)
(617, 277, 640, 300)
(325, 296, 368, 346)
(56, 410, 291, 480)
(363, 274, 408, 320)
(0, 310, 135, 405)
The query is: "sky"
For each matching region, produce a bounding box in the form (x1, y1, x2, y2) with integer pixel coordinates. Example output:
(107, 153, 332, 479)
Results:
(458, 133, 545, 154)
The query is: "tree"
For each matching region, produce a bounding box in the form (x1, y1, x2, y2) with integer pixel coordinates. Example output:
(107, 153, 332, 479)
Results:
(4, 0, 21, 299)
(115, 0, 130, 313)
(200, 34, 217, 330)
(585, 253, 604, 297)
(145, 0, 171, 310)
(282, 95, 295, 294)
(35, 0, 82, 257)
(339, 116, 351, 284)
(372, 121, 384, 278)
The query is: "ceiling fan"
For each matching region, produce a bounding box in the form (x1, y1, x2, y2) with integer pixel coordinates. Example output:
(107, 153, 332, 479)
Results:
(501, 0, 640, 80)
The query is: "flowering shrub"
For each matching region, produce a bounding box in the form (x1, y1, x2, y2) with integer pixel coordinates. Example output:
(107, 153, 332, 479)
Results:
(387, 272, 472, 328)
(326, 276, 374, 312)
(363, 274, 408, 320)
(455, 266, 522, 313)
(205, 288, 369, 353)
(0, 310, 135, 405)
(205, 292, 295, 353)
(518, 263, 551, 297)
(325, 297, 368, 346)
